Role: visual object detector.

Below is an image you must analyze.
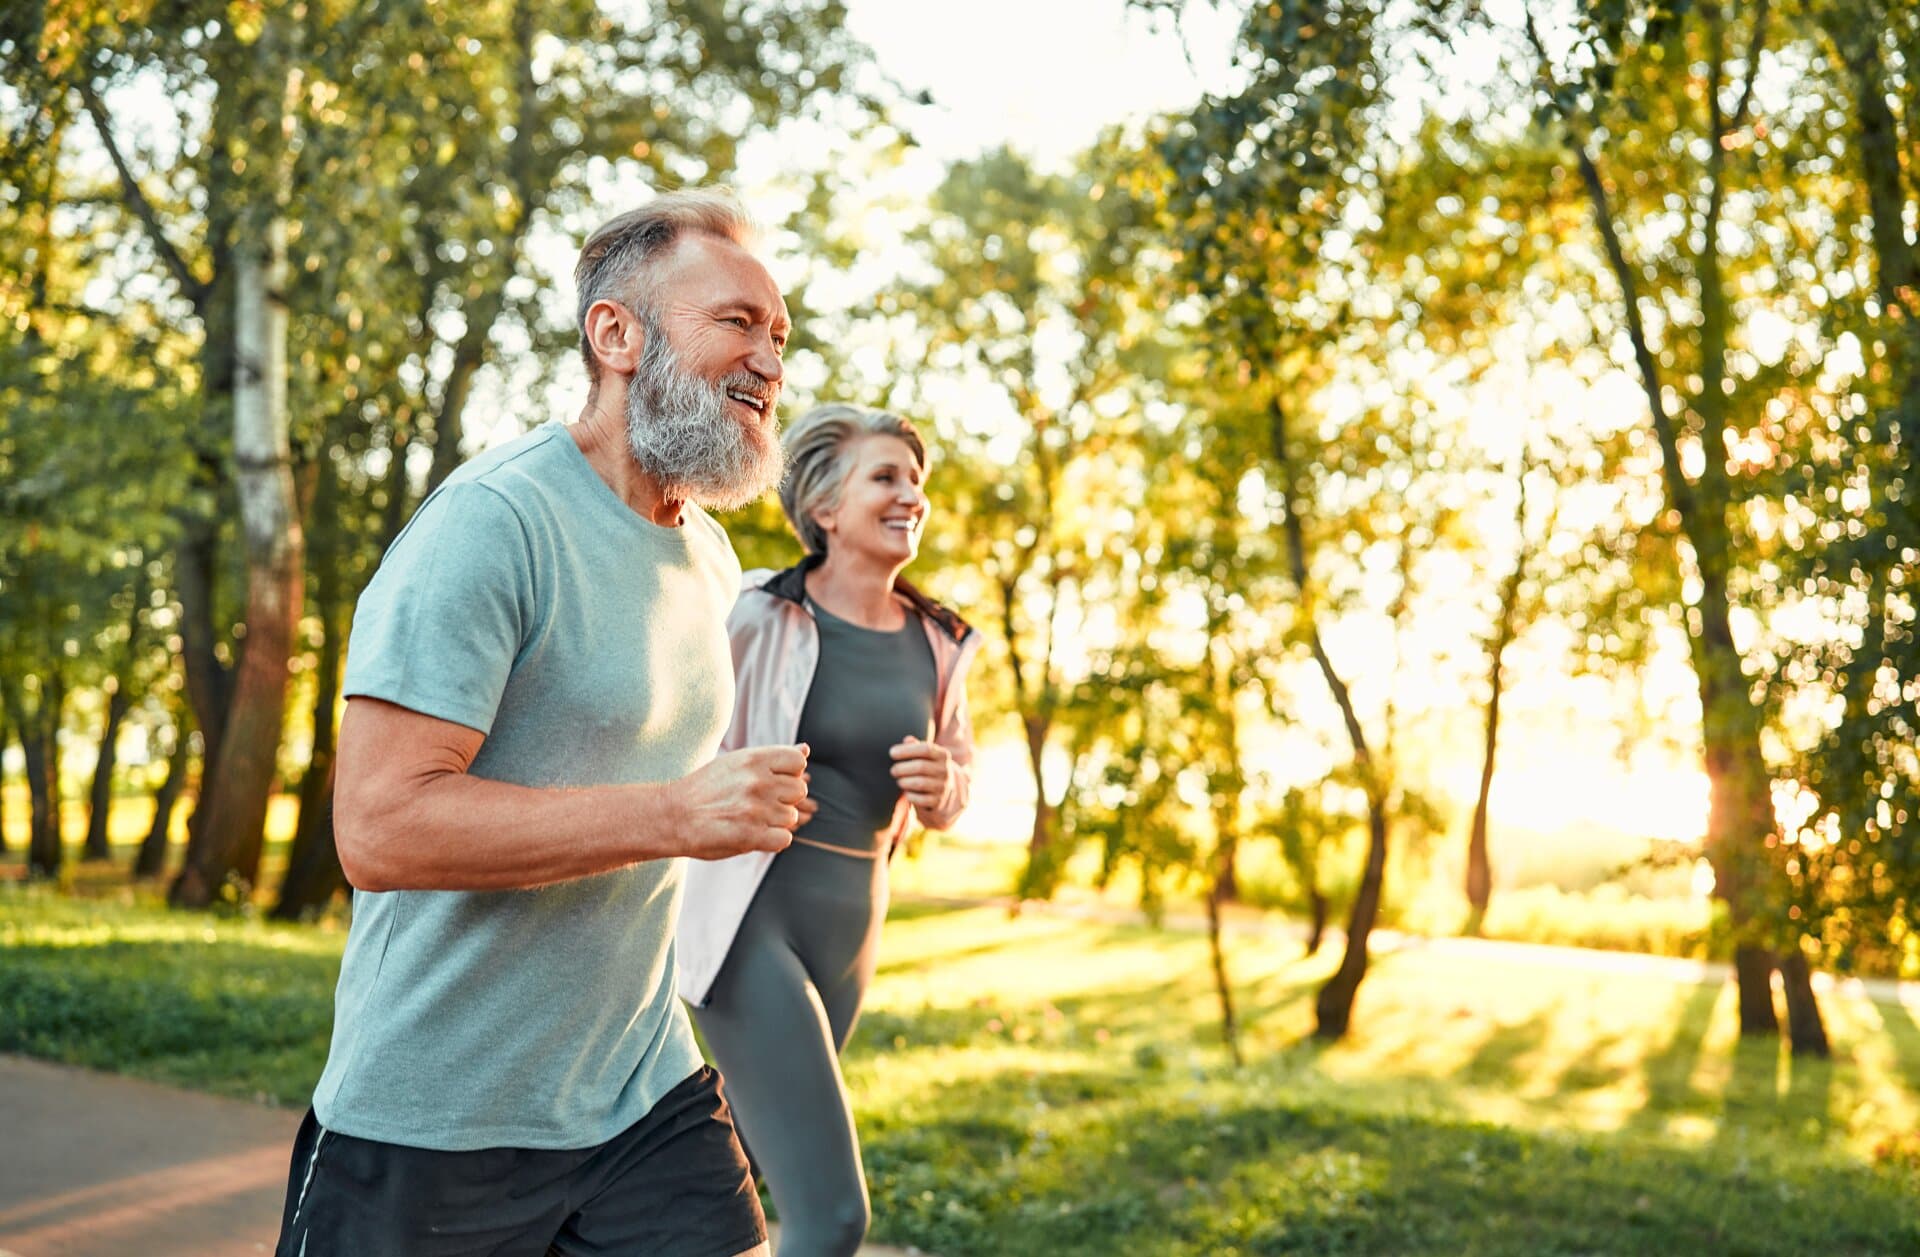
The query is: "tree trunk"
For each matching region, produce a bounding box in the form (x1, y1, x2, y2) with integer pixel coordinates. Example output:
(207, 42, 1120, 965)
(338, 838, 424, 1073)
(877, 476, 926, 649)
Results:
(6, 676, 67, 880)
(104, 29, 241, 878)
(135, 723, 192, 880)
(1552, 95, 1783, 1038)
(1015, 708, 1061, 900)
(1315, 800, 1389, 1040)
(1779, 940, 1831, 1058)
(1466, 461, 1530, 935)
(275, 449, 347, 917)
(1205, 872, 1242, 1066)
(273, 757, 342, 918)
(1018, 791, 1056, 896)
(1215, 844, 1240, 904)
(1268, 395, 1393, 1041)
(23, 724, 61, 879)
(1305, 886, 1327, 958)
(378, 421, 415, 548)
(1701, 637, 1782, 1037)
(172, 521, 232, 781)
(1732, 944, 1780, 1036)
(172, 205, 304, 908)
(1827, 15, 1920, 312)
(82, 681, 132, 861)
(1462, 784, 1493, 936)
(0, 715, 10, 854)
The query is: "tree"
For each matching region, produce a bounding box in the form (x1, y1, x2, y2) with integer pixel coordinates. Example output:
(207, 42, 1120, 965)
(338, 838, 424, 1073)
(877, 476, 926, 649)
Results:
(1149, 0, 1406, 1039)
(9, 0, 874, 908)
(167, 4, 302, 906)
(1512, 0, 1833, 1050)
(81, 564, 154, 861)
(0, 714, 9, 854)
(0, 34, 188, 878)
(1780, 2, 1920, 993)
(134, 706, 194, 880)
(894, 147, 1158, 900)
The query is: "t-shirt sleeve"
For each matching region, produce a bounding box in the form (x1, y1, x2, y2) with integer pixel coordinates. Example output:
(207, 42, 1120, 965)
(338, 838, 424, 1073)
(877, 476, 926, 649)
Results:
(342, 481, 536, 735)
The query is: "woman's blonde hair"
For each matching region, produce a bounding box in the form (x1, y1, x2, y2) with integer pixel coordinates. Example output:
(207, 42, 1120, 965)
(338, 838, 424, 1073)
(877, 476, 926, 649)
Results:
(779, 404, 928, 555)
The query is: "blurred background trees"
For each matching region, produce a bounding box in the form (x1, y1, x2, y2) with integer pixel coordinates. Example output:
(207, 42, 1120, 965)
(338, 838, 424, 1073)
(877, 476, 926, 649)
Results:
(1, 0, 1915, 1062)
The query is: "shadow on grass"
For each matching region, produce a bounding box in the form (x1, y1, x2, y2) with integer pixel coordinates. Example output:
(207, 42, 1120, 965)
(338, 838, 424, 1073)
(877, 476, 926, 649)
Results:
(1715, 1033, 1786, 1145)
(856, 963, 1266, 1059)
(1543, 1024, 1639, 1096)
(1627, 979, 1724, 1134)
(1871, 997, 1920, 1100)
(1451, 1006, 1556, 1091)
(875, 918, 1091, 979)
(882, 897, 979, 925)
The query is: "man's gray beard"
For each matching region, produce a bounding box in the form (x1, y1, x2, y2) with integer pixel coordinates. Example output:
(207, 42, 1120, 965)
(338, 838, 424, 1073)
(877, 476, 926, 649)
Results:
(625, 333, 784, 513)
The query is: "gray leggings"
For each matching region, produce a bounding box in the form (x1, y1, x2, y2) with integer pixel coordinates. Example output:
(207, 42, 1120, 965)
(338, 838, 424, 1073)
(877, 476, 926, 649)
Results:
(693, 840, 887, 1257)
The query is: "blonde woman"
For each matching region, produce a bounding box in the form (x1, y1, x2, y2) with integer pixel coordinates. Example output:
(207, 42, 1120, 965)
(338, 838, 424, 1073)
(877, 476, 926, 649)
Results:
(678, 404, 980, 1257)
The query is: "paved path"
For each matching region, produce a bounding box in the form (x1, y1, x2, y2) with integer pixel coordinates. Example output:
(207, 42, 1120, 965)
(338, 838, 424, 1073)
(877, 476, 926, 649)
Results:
(0, 1056, 295, 1257)
(0, 1055, 923, 1257)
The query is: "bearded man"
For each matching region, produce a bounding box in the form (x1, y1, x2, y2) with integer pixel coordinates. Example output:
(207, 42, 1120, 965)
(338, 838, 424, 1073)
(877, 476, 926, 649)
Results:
(274, 189, 803, 1257)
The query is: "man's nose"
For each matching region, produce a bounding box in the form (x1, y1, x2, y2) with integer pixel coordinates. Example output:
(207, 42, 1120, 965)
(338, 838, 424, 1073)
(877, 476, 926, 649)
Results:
(748, 330, 783, 384)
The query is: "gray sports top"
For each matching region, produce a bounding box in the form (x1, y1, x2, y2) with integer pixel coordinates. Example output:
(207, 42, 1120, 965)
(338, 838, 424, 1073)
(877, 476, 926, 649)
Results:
(792, 599, 939, 854)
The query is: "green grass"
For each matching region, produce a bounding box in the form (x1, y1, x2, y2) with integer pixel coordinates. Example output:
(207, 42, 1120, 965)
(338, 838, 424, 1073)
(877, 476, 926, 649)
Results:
(0, 885, 343, 1104)
(3, 884, 1917, 1254)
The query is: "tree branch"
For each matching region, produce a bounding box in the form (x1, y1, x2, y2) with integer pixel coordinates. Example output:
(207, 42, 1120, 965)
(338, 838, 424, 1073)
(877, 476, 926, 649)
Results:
(1524, 8, 1700, 527)
(78, 79, 209, 310)
(1268, 395, 1377, 796)
(1727, 0, 1771, 136)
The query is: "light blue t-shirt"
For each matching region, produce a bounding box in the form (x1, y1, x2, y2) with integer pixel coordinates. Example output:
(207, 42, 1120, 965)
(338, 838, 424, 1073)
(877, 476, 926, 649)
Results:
(313, 421, 741, 1151)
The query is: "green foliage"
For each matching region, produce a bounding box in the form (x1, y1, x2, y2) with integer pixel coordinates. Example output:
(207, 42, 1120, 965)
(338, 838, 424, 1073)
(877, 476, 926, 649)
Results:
(1774, 2, 1920, 983)
(0, 0, 875, 899)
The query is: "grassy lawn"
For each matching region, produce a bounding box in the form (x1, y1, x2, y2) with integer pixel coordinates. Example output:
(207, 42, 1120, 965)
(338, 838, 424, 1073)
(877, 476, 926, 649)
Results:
(3, 883, 1916, 1254)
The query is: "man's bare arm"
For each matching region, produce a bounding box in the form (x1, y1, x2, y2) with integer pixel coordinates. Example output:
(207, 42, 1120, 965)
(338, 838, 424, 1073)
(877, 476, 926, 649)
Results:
(335, 697, 805, 893)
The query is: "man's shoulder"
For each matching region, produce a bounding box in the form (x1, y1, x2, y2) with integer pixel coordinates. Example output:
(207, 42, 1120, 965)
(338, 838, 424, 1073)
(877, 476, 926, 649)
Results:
(440, 423, 572, 496)
(424, 424, 611, 549)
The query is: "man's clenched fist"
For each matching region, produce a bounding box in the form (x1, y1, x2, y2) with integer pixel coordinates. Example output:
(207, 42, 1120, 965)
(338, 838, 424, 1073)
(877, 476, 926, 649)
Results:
(673, 744, 811, 859)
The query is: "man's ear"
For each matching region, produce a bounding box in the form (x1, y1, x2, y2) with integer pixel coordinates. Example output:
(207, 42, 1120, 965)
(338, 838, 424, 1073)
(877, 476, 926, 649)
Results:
(583, 300, 645, 377)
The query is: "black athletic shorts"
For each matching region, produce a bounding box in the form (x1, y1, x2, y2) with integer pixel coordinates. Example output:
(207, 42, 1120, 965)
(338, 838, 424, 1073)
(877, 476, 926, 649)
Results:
(273, 1066, 765, 1257)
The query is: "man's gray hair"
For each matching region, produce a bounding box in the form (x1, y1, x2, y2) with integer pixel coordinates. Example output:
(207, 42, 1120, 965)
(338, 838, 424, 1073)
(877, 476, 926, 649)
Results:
(574, 188, 757, 383)
(779, 404, 928, 556)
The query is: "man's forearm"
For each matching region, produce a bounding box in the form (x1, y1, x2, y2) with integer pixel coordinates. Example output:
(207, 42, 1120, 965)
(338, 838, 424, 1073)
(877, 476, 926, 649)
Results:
(339, 772, 685, 893)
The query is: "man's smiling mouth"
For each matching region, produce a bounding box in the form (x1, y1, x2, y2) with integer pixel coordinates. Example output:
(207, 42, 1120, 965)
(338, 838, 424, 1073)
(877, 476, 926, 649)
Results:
(726, 388, 770, 417)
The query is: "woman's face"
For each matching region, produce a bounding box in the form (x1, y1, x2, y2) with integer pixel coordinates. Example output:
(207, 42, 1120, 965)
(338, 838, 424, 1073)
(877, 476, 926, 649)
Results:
(815, 434, 928, 568)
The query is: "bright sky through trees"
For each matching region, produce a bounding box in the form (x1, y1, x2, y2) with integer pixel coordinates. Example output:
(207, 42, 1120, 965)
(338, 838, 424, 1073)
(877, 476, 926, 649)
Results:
(167, 0, 1710, 863)
(841, 0, 1241, 165)
(812, 0, 1718, 855)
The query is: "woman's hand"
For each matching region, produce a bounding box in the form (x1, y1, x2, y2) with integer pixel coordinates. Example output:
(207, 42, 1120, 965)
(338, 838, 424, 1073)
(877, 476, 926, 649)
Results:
(889, 734, 956, 816)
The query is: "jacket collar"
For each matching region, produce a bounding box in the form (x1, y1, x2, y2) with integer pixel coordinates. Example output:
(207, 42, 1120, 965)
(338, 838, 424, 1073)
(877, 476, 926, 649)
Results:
(758, 554, 973, 646)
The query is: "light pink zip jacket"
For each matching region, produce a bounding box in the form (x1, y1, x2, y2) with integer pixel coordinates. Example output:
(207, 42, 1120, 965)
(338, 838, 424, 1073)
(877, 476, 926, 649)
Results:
(676, 558, 982, 1007)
